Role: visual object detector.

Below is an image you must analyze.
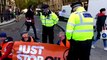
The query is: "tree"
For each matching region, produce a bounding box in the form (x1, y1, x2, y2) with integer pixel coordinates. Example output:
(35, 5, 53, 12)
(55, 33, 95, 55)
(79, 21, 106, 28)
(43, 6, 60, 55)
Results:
(15, 0, 49, 10)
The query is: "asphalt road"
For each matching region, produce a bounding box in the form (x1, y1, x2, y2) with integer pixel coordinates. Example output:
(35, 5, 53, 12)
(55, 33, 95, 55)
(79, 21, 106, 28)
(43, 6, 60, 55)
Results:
(0, 16, 62, 43)
(0, 16, 107, 60)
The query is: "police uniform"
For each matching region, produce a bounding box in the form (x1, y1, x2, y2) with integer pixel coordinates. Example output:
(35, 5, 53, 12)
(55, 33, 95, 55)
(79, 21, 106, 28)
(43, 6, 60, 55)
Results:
(66, 2, 94, 60)
(40, 4, 59, 44)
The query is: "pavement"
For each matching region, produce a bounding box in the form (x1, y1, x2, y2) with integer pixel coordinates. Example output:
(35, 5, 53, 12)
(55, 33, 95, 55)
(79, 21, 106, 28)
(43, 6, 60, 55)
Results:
(0, 16, 107, 60)
(0, 18, 16, 26)
(0, 14, 24, 26)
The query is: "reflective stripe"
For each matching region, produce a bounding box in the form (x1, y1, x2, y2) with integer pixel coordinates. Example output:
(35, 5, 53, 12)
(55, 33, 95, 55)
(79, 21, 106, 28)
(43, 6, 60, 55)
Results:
(67, 22, 75, 26)
(66, 30, 73, 33)
(77, 12, 83, 23)
(74, 30, 93, 32)
(42, 22, 53, 24)
(75, 12, 93, 26)
(40, 12, 56, 26)
(76, 23, 93, 26)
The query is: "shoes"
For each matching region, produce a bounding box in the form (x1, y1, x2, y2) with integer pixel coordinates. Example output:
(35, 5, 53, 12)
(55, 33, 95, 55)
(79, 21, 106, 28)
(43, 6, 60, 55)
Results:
(104, 47, 107, 51)
(91, 45, 95, 49)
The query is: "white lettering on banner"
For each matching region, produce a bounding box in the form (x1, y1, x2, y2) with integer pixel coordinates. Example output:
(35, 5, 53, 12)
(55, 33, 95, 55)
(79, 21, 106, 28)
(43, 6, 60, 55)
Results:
(17, 45, 44, 60)
(17, 45, 44, 54)
(17, 54, 44, 60)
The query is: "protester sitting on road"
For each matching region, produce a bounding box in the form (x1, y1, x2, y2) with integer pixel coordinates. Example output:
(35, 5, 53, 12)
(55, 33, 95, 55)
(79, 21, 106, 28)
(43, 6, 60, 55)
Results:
(20, 31, 36, 42)
(57, 31, 70, 48)
(0, 32, 13, 60)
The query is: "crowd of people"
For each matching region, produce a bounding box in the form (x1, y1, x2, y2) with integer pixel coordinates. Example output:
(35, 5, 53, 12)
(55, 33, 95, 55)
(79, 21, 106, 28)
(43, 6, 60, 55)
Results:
(0, 1, 107, 60)
(0, 6, 20, 23)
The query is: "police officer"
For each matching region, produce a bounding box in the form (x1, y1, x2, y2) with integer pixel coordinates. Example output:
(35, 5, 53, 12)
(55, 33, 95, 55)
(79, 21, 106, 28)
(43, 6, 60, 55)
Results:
(66, 2, 94, 60)
(40, 4, 59, 44)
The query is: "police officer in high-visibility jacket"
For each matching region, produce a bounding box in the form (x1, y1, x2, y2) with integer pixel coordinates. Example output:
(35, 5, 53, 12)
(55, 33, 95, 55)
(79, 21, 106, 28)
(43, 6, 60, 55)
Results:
(66, 2, 94, 60)
(40, 4, 59, 44)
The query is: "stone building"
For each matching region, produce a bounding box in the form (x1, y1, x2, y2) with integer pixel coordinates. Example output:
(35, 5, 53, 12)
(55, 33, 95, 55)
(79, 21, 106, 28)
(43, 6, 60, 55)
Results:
(43, 0, 63, 12)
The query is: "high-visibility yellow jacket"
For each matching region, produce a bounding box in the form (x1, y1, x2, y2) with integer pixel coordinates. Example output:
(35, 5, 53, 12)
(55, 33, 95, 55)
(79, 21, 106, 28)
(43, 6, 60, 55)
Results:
(66, 7, 94, 41)
(40, 12, 59, 27)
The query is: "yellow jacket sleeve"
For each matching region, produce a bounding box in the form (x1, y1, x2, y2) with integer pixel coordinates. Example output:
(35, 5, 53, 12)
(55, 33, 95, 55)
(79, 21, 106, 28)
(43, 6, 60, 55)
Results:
(66, 13, 76, 40)
(52, 13, 59, 24)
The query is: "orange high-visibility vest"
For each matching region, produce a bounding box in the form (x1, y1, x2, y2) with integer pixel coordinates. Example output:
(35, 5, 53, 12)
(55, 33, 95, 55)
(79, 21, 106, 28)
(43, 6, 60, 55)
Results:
(20, 36, 34, 42)
(1, 41, 13, 58)
(60, 40, 70, 48)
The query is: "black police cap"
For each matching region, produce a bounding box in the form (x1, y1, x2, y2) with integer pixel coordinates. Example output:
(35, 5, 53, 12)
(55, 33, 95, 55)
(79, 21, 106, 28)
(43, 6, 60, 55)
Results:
(70, 2, 82, 8)
(41, 4, 49, 9)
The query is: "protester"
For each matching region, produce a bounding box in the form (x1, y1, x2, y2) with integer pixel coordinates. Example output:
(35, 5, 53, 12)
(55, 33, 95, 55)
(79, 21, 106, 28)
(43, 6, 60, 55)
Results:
(57, 31, 70, 48)
(0, 32, 13, 60)
(66, 2, 94, 60)
(92, 8, 107, 50)
(20, 31, 36, 42)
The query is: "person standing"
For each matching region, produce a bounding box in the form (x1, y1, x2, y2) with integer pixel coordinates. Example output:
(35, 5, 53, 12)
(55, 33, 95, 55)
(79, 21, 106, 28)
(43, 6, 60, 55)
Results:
(92, 8, 107, 50)
(0, 32, 13, 60)
(40, 4, 59, 44)
(15, 8, 20, 22)
(25, 5, 39, 40)
(66, 2, 94, 60)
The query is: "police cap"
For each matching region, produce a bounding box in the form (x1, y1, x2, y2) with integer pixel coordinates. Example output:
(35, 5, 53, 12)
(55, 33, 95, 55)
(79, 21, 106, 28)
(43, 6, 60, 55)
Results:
(41, 4, 49, 9)
(71, 2, 82, 8)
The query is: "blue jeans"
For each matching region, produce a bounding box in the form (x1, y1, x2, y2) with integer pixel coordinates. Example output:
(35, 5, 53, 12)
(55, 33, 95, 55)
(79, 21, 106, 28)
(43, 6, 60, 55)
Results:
(92, 39, 107, 47)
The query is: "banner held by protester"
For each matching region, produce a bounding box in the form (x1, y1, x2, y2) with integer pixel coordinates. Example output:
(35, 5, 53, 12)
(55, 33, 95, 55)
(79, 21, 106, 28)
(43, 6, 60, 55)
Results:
(12, 42, 69, 60)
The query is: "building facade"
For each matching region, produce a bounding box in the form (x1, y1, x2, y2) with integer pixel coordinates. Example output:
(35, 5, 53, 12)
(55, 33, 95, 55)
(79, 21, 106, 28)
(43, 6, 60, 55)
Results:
(43, 0, 63, 12)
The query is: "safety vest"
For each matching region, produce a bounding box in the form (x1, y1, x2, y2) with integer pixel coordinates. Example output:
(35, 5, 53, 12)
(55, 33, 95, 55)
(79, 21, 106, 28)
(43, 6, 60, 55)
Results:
(66, 7, 94, 41)
(20, 36, 34, 42)
(1, 41, 13, 58)
(60, 40, 70, 48)
(40, 12, 59, 27)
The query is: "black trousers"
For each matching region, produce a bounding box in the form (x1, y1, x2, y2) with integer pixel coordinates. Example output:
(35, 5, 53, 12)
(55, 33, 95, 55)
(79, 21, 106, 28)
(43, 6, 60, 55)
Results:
(67, 39, 92, 60)
(25, 22, 38, 39)
(96, 30, 101, 39)
(42, 26, 54, 44)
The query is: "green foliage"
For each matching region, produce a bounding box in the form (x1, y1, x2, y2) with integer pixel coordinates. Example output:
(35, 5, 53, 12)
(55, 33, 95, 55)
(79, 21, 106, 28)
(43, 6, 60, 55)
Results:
(15, 0, 48, 10)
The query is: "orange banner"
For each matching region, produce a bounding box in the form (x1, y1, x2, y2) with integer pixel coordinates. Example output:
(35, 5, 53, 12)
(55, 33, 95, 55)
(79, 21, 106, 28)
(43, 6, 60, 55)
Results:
(12, 42, 69, 60)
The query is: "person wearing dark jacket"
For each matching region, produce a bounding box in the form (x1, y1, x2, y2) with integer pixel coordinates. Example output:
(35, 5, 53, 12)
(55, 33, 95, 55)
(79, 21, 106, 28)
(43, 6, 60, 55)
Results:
(25, 5, 39, 40)
(92, 8, 107, 50)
